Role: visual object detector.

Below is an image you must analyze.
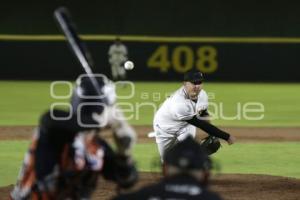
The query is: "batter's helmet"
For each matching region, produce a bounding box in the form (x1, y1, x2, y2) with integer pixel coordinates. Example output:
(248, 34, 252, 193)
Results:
(71, 74, 116, 126)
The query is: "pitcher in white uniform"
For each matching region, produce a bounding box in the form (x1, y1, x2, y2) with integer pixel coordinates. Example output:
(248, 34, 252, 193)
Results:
(152, 70, 236, 160)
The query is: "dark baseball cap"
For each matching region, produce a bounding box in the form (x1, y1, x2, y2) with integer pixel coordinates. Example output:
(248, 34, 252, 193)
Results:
(183, 70, 204, 84)
(164, 136, 211, 170)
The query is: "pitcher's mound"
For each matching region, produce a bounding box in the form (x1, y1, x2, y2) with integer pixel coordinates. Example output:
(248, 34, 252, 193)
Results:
(91, 172, 300, 200)
(2, 173, 299, 200)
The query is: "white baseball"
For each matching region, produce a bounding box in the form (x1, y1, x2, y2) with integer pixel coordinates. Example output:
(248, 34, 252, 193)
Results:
(124, 60, 134, 70)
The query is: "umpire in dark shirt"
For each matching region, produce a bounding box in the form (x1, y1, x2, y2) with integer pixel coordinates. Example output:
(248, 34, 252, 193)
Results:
(112, 136, 223, 200)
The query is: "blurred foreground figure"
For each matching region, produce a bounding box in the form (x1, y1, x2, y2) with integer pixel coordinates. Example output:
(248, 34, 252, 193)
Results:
(112, 136, 223, 200)
(11, 75, 137, 200)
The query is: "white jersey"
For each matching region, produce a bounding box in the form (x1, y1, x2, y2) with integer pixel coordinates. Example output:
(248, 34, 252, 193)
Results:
(153, 86, 208, 139)
(108, 43, 128, 65)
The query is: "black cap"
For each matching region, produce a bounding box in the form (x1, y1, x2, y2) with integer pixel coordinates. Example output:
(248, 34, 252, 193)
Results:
(183, 70, 204, 84)
(164, 136, 211, 170)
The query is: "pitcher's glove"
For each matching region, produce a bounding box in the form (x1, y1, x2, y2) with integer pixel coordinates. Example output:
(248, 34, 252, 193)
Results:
(200, 136, 221, 155)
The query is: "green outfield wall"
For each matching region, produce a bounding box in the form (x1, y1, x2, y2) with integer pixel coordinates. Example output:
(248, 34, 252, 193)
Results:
(1, 38, 300, 81)
(1, 0, 300, 81)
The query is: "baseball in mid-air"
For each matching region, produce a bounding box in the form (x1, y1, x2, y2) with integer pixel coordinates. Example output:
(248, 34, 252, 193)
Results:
(124, 60, 134, 70)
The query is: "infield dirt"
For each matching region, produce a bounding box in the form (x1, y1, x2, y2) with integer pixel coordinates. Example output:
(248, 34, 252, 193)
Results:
(1, 125, 300, 200)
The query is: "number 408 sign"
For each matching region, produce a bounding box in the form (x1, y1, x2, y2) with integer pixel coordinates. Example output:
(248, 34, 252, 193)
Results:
(147, 45, 218, 73)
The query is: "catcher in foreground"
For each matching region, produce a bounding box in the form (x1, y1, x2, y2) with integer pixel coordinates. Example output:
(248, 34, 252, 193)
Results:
(113, 136, 224, 200)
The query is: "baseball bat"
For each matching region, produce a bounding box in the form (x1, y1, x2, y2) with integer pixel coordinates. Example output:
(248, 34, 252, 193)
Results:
(54, 7, 101, 95)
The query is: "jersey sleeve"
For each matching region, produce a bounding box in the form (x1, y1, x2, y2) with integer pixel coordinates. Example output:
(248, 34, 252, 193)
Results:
(122, 45, 128, 55)
(196, 90, 209, 113)
(108, 45, 114, 55)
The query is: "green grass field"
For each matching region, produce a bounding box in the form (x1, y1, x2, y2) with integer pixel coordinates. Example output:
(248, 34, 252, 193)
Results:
(1, 81, 300, 126)
(0, 81, 300, 186)
(1, 141, 300, 186)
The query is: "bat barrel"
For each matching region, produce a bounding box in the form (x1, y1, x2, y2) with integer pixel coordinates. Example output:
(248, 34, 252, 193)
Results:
(54, 7, 102, 96)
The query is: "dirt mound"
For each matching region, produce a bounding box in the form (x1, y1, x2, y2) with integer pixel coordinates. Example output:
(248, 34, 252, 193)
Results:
(211, 174, 300, 200)
(1, 126, 300, 199)
(0, 185, 13, 200)
(1, 126, 300, 142)
(2, 173, 300, 200)
(91, 173, 300, 200)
